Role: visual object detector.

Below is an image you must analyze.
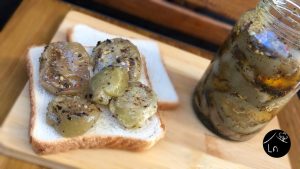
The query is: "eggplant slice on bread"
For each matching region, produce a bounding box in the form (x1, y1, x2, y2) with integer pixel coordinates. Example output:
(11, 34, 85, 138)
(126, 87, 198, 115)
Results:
(40, 39, 158, 137)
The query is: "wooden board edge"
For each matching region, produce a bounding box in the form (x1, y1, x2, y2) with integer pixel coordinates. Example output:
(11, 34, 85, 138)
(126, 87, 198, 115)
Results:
(0, 129, 255, 169)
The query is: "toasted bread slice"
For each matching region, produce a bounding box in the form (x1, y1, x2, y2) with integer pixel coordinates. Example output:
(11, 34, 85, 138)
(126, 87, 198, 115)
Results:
(27, 46, 165, 154)
(68, 24, 179, 110)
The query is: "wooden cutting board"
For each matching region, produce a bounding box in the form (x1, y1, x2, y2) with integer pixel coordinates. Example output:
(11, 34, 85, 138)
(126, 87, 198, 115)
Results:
(0, 11, 291, 169)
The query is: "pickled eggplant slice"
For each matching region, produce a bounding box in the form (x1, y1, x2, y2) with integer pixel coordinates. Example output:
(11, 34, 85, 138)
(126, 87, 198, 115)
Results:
(109, 82, 158, 128)
(47, 95, 100, 137)
(91, 66, 129, 105)
(92, 38, 141, 81)
(39, 42, 90, 95)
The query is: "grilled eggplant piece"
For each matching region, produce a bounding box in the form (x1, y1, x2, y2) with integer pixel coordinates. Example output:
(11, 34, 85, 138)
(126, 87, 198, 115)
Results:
(91, 66, 129, 105)
(92, 38, 141, 81)
(47, 95, 100, 137)
(109, 82, 158, 128)
(39, 42, 90, 95)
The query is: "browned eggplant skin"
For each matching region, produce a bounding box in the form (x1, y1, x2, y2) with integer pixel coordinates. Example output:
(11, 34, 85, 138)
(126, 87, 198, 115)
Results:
(92, 38, 142, 81)
(39, 42, 90, 95)
(47, 95, 100, 137)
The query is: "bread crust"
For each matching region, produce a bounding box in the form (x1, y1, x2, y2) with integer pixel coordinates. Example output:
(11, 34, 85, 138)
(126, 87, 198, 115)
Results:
(158, 102, 179, 110)
(27, 46, 165, 154)
(66, 27, 73, 42)
(31, 131, 165, 154)
(27, 46, 38, 145)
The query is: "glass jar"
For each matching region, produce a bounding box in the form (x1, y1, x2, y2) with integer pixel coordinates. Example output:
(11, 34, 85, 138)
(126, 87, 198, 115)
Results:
(193, 0, 300, 141)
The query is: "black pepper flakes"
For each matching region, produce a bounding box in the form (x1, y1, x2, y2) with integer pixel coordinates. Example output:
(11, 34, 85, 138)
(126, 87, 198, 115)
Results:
(74, 112, 89, 117)
(63, 83, 69, 88)
(116, 58, 121, 63)
(129, 58, 135, 66)
(120, 47, 129, 53)
(43, 45, 49, 52)
(57, 105, 62, 110)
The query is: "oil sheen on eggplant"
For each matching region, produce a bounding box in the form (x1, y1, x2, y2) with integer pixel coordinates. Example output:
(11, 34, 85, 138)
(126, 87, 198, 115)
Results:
(39, 42, 90, 95)
(92, 38, 142, 81)
(109, 82, 158, 128)
(91, 66, 129, 105)
(47, 95, 100, 137)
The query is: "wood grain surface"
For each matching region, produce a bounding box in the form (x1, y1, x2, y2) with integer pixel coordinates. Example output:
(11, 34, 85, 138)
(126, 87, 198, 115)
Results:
(0, 0, 70, 168)
(278, 97, 300, 169)
(0, 0, 299, 169)
(0, 0, 71, 125)
(0, 10, 292, 169)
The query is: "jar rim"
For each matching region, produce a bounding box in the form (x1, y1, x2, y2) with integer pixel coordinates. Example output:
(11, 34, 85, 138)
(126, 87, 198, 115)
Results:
(258, 0, 300, 46)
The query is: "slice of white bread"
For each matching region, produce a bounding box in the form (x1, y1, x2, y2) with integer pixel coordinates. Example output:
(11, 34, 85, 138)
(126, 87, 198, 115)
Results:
(27, 46, 165, 154)
(68, 24, 179, 110)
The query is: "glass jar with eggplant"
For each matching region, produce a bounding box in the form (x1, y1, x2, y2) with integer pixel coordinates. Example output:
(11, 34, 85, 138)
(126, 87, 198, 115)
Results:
(193, 0, 300, 141)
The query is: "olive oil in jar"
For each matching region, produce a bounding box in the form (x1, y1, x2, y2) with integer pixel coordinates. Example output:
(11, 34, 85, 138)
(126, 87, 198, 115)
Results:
(193, 0, 300, 141)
